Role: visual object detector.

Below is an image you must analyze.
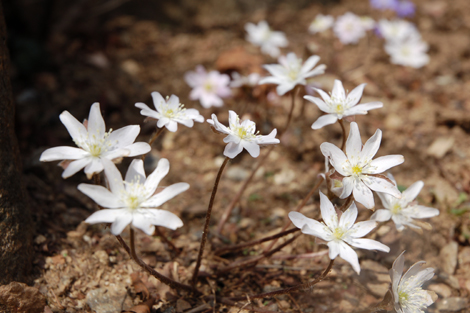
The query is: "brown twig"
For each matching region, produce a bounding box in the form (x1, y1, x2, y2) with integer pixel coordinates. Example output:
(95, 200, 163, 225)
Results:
(115, 232, 198, 294)
(338, 194, 354, 212)
(154, 226, 179, 253)
(338, 119, 347, 151)
(191, 156, 230, 286)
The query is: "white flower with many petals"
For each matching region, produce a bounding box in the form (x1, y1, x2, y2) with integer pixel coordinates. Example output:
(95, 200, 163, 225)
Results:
(79, 159, 188, 235)
(377, 19, 420, 43)
(135, 92, 204, 132)
(207, 110, 280, 158)
(333, 12, 366, 45)
(360, 16, 376, 31)
(306, 80, 383, 129)
(40, 103, 151, 179)
(320, 122, 404, 209)
(259, 52, 326, 96)
(184, 65, 231, 108)
(289, 192, 390, 274)
(245, 21, 288, 58)
(390, 251, 435, 313)
(371, 176, 439, 231)
(385, 38, 430, 69)
(308, 14, 335, 34)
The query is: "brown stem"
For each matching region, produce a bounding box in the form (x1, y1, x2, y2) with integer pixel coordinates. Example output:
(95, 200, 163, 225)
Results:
(191, 156, 230, 286)
(229, 259, 334, 301)
(262, 176, 324, 253)
(93, 173, 101, 185)
(214, 228, 300, 255)
(216, 86, 299, 235)
(338, 119, 347, 151)
(142, 127, 165, 161)
(155, 226, 179, 253)
(115, 231, 197, 294)
(338, 194, 354, 212)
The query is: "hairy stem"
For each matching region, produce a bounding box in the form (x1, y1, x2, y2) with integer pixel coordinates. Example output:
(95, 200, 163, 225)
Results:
(338, 119, 347, 151)
(191, 156, 230, 286)
(142, 127, 165, 161)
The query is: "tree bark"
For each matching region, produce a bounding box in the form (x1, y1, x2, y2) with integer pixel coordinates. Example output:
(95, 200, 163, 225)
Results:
(0, 0, 33, 285)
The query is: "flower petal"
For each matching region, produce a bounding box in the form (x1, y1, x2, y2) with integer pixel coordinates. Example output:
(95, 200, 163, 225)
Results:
(304, 95, 331, 113)
(368, 155, 404, 174)
(125, 159, 146, 184)
(349, 220, 377, 238)
(300, 55, 320, 74)
(84, 158, 104, 179)
(363, 175, 401, 199)
(243, 141, 260, 158)
(401, 181, 424, 205)
(40, 146, 89, 161)
(410, 206, 440, 219)
(85, 209, 124, 224)
(102, 158, 124, 195)
(276, 82, 296, 96)
(339, 176, 354, 199)
(301, 224, 331, 242)
(339, 201, 358, 230)
(78, 184, 122, 208)
(346, 102, 383, 115)
(144, 158, 170, 195)
(224, 142, 244, 159)
(320, 142, 348, 176)
(370, 209, 393, 222)
(87, 103, 106, 139)
(346, 122, 362, 159)
(327, 241, 340, 259)
(352, 181, 375, 209)
(141, 209, 184, 230)
(347, 238, 390, 253)
(111, 211, 133, 235)
(311, 114, 338, 129)
(319, 191, 338, 230)
(132, 213, 155, 235)
(59, 110, 87, 142)
(142, 182, 189, 208)
(331, 80, 346, 101)
(346, 83, 366, 107)
(62, 157, 91, 178)
(125, 142, 151, 157)
(360, 129, 382, 163)
(108, 125, 140, 148)
(338, 241, 361, 274)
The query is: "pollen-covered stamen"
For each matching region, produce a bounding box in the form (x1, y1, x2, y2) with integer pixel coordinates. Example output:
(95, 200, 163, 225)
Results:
(230, 116, 260, 140)
(74, 128, 116, 157)
(332, 227, 346, 240)
(120, 177, 150, 210)
(160, 98, 186, 119)
(391, 203, 403, 215)
(286, 58, 303, 80)
(327, 93, 358, 116)
(204, 82, 214, 92)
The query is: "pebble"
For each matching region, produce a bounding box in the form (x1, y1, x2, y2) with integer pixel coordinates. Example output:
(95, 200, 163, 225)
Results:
(458, 246, 470, 265)
(86, 285, 133, 313)
(366, 283, 389, 297)
(428, 283, 452, 298)
(440, 241, 458, 274)
(436, 297, 468, 311)
(225, 165, 250, 181)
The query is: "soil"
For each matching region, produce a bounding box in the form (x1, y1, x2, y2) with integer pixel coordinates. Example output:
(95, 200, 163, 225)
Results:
(5, 0, 470, 312)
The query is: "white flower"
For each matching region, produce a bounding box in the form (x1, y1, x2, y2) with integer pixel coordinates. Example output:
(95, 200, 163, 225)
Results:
(385, 38, 430, 69)
(360, 16, 376, 31)
(333, 12, 366, 45)
(184, 65, 231, 108)
(207, 110, 280, 158)
(259, 52, 326, 96)
(230, 72, 261, 88)
(245, 21, 288, 58)
(377, 19, 420, 43)
(305, 80, 383, 129)
(135, 92, 204, 132)
(40, 103, 151, 179)
(308, 14, 334, 34)
(371, 176, 440, 231)
(320, 122, 404, 209)
(79, 158, 188, 235)
(390, 251, 435, 313)
(289, 192, 390, 274)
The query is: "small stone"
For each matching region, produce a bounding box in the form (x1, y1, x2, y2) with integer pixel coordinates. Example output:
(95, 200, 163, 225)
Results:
(440, 241, 458, 274)
(225, 165, 250, 181)
(93, 250, 109, 265)
(176, 299, 191, 313)
(428, 283, 452, 298)
(436, 297, 468, 311)
(273, 168, 296, 185)
(0, 282, 46, 313)
(86, 286, 133, 313)
(427, 136, 454, 158)
(34, 235, 47, 244)
(458, 246, 470, 265)
(338, 299, 354, 313)
(366, 283, 389, 297)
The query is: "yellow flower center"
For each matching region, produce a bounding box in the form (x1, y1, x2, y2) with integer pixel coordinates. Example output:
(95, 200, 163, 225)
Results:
(126, 195, 140, 210)
(399, 291, 409, 303)
(391, 203, 402, 214)
(204, 82, 214, 92)
(335, 104, 344, 114)
(333, 227, 345, 240)
(352, 165, 362, 175)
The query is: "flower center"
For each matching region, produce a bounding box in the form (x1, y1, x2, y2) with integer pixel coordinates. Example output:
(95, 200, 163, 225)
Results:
(120, 178, 149, 210)
(335, 104, 344, 114)
(399, 291, 409, 303)
(333, 227, 345, 240)
(74, 129, 114, 157)
(391, 203, 402, 214)
(351, 165, 362, 175)
(161, 100, 186, 119)
(204, 82, 214, 92)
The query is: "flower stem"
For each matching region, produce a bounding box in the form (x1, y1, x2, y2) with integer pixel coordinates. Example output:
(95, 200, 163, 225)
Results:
(338, 194, 354, 212)
(148, 127, 165, 146)
(155, 226, 179, 253)
(338, 119, 347, 151)
(228, 258, 334, 301)
(216, 86, 299, 235)
(191, 156, 230, 287)
(115, 230, 198, 294)
(93, 173, 101, 186)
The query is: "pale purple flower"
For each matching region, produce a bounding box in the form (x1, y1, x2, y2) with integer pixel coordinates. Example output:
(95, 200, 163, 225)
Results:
(207, 110, 279, 158)
(185, 65, 231, 108)
(135, 92, 204, 132)
(40, 103, 150, 179)
(390, 252, 435, 313)
(80, 158, 188, 235)
(306, 79, 383, 129)
(395, 1, 416, 18)
(371, 176, 439, 231)
(245, 21, 288, 58)
(334, 12, 367, 45)
(289, 192, 390, 274)
(377, 19, 420, 43)
(259, 52, 326, 96)
(320, 122, 404, 209)
(308, 14, 335, 34)
(370, 0, 399, 10)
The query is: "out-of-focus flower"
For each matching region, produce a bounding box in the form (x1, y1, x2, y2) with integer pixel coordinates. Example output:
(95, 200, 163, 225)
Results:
(385, 38, 430, 68)
(360, 16, 376, 31)
(207, 110, 279, 158)
(390, 251, 435, 313)
(308, 14, 335, 34)
(184, 65, 231, 108)
(334, 12, 367, 45)
(320, 122, 404, 209)
(377, 19, 420, 43)
(259, 52, 326, 96)
(79, 159, 188, 235)
(370, 0, 399, 10)
(289, 192, 389, 274)
(245, 21, 288, 58)
(135, 92, 204, 132)
(395, 0, 416, 17)
(230, 72, 261, 88)
(305, 79, 383, 129)
(371, 176, 439, 231)
(40, 103, 150, 179)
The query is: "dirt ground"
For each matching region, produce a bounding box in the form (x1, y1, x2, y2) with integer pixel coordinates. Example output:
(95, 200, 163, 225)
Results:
(6, 0, 470, 312)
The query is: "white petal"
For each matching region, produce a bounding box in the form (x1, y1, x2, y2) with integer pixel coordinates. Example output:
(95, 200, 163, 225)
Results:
(224, 142, 244, 158)
(410, 206, 440, 219)
(243, 141, 260, 158)
(346, 83, 366, 107)
(391, 251, 405, 286)
(339, 201, 358, 230)
(276, 83, 296, 96)
(85, 209, 124, 224)
(311, 114, 338, 129)
(208, 114, 230, 134)
(125, 159, 146, 184)
(125, 142, 151, 157)
(349, 220, 377, 238)
(363, 175, 401, 199)
(141, 209, 184, 230)
(289, 211, 324, 231)
(301, 224, 331, 242)
(102, 158, 124, 195)
(368, 155, 404, 174)
(111, 212, 133, 235)
(338, 241, 361, 274)
(303, 64, 326, 78)
(319, 191, 338, 230)
(142, 182, 189, 208)
(313, 88, 331, 103)
(87, 103, 106, 139)
(401, 181, 424, 205)
(300, 55, 320, 74)
(320, 142, 348, 176)
(304, 95, 331, 113)
(377, 192, 394, 210)
(59, 110, 87, 142)
(132, 213, 155, 235)
(62, 157, 91, 178)
(40, 146, 89, 161)
(370, 209, 392, 222)
(339, 176, 354, 199)
(144, 158, 170, 195)
(327, 241, 340, 259)
(352, 181, 375, 209)
(346, 122, 362, 159)
(151, 92, 166, 109)
(360, 129, 382, 162)
(165, 121, 178, 132)
(78, 184, 122, 208)
(84, 159, 104, 179)
(345, 102, 383, 115)
(108, 125, 140, 148)
(331, 80, 346, 101)
(347, 238, 390, 252)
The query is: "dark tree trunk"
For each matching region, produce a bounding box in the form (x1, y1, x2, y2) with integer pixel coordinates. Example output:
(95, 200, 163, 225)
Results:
(0, 0, 33, 285)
